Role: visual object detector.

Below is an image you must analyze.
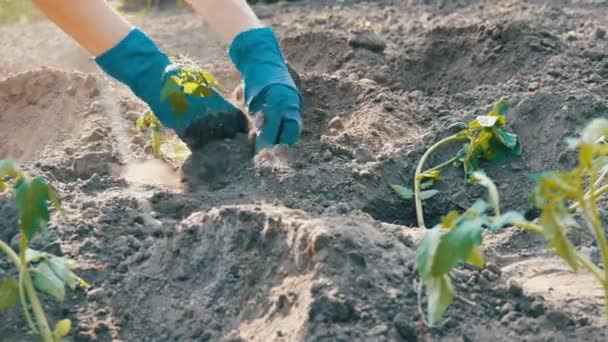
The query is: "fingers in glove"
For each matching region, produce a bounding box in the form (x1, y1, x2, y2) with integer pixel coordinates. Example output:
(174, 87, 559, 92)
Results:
(278, 118, 301, 146)
(254, 111, 281, 153)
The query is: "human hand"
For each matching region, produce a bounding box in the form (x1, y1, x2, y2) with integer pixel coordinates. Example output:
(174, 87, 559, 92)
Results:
(229, 27, 303, 153)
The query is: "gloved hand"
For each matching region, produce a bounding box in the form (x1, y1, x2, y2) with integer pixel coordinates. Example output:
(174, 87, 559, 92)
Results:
(95, 28, 248, 149)
(229, 27, 303, 153)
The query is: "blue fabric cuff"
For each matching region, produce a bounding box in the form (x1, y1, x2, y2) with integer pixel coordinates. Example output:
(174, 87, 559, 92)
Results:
(95, 27, 170, 109)
(228, 27, 298, 111)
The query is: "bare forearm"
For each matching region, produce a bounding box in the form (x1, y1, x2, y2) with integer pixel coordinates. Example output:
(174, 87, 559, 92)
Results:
(32, 0, 131, 56)
(186, 0, 263, 42)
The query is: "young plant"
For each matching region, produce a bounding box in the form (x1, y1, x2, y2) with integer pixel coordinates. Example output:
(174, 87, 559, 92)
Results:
(416, 118, 608, 325)
(161, 55, 222, 117)
(137, 55, 222, 157)
(135, 111, 191, 162)
(416, 171, 525, 326)
(0, 160, 89, 342)
(391, 100, 523, 228)
(135, 111, 163, 157)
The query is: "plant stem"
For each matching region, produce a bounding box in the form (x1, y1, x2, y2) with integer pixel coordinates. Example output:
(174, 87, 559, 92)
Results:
(569, 184, 608, 211)
(580, 195, 608, 318)
(19, 236, 53, 342)
(0, 239, 39, 334)
(0, 239, 20, 266)
(516, 221, 606, 283)
(414, 135, 466, 228)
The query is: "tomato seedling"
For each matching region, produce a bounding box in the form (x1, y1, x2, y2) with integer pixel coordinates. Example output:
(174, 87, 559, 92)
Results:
(137, 55, 223, 158)
(415, 118, 608, 326)
(391, 100, 523, 228)
(0, 160, 88, 342)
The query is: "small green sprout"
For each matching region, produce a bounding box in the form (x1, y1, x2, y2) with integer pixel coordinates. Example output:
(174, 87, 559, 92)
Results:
(0, 160, 88, 342)
(161, 55, 221, 117)
(138, 55, 224, 157)
(136, 111, 163, 157)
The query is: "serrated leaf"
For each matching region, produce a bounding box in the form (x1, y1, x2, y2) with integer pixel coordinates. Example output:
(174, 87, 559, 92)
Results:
(47, 256, 88, 290)
(32, 262, 66, 302)
(54, 319, 71, 338)
(466, 246, 485, 268)
(26, 248, 48, 263)
(425, 275, 454, 326)
(420, 190, 439, 200)
(0, 277, 19, 312)
(390, 184, 413, 200)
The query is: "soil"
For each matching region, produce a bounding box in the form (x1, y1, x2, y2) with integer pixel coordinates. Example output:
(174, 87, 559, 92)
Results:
(1, 0, 608, 341)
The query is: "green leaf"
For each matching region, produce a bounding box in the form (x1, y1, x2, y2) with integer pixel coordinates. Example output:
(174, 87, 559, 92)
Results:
(467, 246, 485, 268)
(425, 275, 454, 326)
(14, 176, 56, 241)
(160, 75, 182, 102)
(182, 82, 200, 95)
(390, 184, 413, 200)
(418, 169, 442, 181)
(431, 216, 485, 275)
(32, 262, 66, 302)
(25, 248, 47, 263)
(580, 118, 608, 144)
(0, 160, 21, 180)
(491, 211, 526, 232)
(441, 211, 460, 229)
(475, 115, 499, 128)
(47, 256, 89, 290)
(168, 93, 190, 117)
(467, 199, 489, 216)
(0, 277, 19, 312)
(494, 100, 509, 116)
(54, 319, 71, 338)
(495, 129, 522, 155)
(416, 227, 443, 276)
(420, 190, 439, 200)
(540, 205, 579, 272)
(420, 180, 435, 190)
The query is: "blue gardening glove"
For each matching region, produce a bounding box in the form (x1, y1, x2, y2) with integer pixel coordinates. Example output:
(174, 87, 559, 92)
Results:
(95, 28, 247, 149)
(229, 27, 303, 153)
